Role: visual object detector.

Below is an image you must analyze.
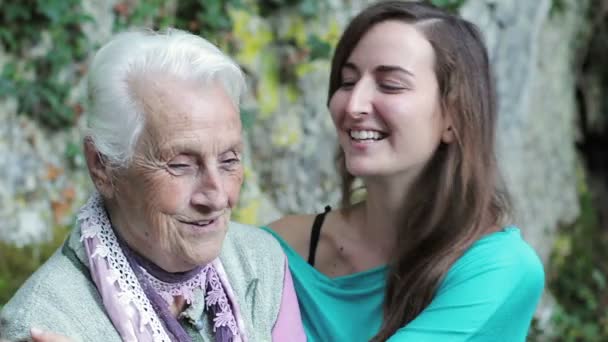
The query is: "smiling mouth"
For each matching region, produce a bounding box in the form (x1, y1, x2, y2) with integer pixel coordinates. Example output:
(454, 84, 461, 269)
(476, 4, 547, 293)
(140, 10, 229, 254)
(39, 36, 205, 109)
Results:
(178, 218, 219, 228)
(349, 129, 388, 142)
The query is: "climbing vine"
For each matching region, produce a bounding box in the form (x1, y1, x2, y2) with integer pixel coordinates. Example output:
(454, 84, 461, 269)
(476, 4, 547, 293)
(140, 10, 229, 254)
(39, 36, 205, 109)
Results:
(0, 0, 91, 129)
(0, 0, 466, 131)
(430, 0, 467, 13)
(0, 3, 468, 297)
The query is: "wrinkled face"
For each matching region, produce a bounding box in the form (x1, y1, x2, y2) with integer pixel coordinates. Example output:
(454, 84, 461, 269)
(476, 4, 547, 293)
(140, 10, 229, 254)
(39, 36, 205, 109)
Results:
(108, 76, 243, 272)
(329, 21, 451, 182)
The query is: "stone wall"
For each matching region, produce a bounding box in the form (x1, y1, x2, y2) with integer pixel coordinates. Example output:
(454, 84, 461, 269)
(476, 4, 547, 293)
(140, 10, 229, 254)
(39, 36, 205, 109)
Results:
(0, 0, 590, 266)
(461, 0, 589, 263)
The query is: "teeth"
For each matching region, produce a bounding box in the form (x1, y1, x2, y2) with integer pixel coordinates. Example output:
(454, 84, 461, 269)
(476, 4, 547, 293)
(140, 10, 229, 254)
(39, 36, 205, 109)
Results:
(189, 220, 212, 226)
(349, 130, 383, 140)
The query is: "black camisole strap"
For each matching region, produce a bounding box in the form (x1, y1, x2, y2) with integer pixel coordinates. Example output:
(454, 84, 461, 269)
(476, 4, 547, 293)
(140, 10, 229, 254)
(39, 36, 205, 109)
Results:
(308, 205, 332, 266)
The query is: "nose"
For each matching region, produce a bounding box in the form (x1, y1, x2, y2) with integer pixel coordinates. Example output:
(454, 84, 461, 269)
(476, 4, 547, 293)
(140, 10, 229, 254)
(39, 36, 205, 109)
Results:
(190, 167, 228, 212)
(345, 76, 374, 117)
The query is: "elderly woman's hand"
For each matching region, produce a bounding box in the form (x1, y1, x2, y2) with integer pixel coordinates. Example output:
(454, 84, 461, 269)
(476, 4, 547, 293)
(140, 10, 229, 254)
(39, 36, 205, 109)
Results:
(30, 328, 74, 342)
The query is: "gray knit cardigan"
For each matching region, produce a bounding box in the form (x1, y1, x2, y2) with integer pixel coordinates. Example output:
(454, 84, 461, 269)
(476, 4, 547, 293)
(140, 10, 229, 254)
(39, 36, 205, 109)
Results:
(0, 221, 286, 342)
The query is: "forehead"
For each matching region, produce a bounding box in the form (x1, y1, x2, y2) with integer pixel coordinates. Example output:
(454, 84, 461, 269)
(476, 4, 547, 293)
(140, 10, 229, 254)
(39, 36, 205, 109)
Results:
(346, 20, 436, 72)
(133, 76, 242, 150)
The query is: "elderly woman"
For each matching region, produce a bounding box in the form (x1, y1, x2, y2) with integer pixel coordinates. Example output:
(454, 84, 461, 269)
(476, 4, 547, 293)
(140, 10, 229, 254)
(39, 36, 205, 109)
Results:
(0, 29, 304, 342)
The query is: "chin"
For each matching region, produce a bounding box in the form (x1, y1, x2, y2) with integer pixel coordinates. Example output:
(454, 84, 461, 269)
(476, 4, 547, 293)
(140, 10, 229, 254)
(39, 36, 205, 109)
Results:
(346, 162, 379, 178)
(178, 250, 220, 270)
(193, 237, 225, 264)
(168, 234, 225, 270)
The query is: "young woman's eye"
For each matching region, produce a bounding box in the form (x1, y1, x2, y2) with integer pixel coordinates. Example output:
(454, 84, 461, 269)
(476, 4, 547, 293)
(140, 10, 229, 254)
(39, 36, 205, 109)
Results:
(380, 83, 405, 91)
(340, 80, 356, 89)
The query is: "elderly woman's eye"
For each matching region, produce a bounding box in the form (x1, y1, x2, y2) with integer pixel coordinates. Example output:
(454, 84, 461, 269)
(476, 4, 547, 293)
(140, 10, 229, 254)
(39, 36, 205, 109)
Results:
(222, 158, 240, 165)
(169, 163, 191, 169)
(166, 156, 198, 175)
(167, 163, 196, 176)
(219, 152, 241, 170)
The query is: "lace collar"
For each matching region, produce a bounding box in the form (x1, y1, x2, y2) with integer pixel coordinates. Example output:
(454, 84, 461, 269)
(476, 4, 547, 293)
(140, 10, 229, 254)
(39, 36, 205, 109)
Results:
(77, 192, 245, 341)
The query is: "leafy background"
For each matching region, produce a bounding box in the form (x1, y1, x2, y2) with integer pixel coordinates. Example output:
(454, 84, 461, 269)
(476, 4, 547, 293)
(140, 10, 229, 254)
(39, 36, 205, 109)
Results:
(0, 0, 606, 340)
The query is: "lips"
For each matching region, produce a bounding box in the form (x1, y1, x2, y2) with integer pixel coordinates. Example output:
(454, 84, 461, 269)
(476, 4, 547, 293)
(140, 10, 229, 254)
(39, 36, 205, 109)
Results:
(348, 129, 388, 141)
(178, 214, 223, 228)
(179, 219, 216, 227)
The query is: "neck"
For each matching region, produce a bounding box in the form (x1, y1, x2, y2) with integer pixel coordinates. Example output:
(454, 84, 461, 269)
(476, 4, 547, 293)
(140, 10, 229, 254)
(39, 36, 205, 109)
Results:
(169, 295, 187, 317)
(104, 199, 193, 273)
(115, 228, 203, 283)
(349, 173, 417, 255)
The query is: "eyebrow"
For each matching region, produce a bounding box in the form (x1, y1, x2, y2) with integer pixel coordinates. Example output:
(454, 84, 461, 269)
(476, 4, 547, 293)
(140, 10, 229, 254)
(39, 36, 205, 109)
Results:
(160, 140, 244, 156)
(342, 62, 415, 78)
(225, 141, 244, 153)
(342, 62, 359, 73)
(376, 65, 415, 78)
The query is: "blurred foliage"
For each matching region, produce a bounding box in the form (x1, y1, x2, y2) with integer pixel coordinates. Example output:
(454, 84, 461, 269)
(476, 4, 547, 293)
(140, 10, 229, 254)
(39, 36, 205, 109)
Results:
(0, 0, 343, 132)
(0, 0, 92, 129)
(0, 225, 71, 304)
(546, 165, 608, 341)
(6, 4, 606, 342)
(550, 0, 567, 16)
(0, 0, 472, 308)
(429, 0, 466, 13)
(113, 0, 242, 49)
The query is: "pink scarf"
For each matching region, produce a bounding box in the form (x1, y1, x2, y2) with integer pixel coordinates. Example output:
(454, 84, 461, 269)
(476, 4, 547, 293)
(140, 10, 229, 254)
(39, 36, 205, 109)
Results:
(77, 192, 247, 341)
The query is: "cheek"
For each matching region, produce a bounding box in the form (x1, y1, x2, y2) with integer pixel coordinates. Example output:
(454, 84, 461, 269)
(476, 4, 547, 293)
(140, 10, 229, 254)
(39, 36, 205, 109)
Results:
(328, 93, 346, 126)
(372, 100, 405, 133)
(224, 168, 244, 207)
(142, 173, 192, 213)
(379, 95, 431, 130)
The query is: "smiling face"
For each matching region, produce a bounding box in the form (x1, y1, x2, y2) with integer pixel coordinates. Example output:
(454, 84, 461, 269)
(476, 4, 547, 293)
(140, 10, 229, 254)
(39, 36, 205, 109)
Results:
(329, 20, 452, 183)
(105, 75, 244, 272)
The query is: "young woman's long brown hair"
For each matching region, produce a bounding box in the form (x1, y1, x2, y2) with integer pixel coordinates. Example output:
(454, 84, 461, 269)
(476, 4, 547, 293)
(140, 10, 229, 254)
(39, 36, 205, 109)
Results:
(327, 1, 512, 340)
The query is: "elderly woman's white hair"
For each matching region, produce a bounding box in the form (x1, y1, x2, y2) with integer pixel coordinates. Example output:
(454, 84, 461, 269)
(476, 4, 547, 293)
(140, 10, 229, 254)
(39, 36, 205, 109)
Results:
(85, 28, 246, 167)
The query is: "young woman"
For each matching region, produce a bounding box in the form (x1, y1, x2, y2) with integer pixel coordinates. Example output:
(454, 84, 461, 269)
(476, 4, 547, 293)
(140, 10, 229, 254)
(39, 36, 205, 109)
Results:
(264, 1, 545, 341)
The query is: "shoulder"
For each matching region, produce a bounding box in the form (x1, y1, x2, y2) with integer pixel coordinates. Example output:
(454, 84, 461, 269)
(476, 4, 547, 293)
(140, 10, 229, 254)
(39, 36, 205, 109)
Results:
(267, 213, 317, 259)
(2, 247, 88, 313)
(221, 222, 288, 336)
(455, 227, 543, 275)
(397, 228, 545, 339)
(223, 221, 290, 281)
(440, 227, 545, 305)
(0, 246, 115, 340)
(223, 221, 289, 278)
(225, 221, 285, 259)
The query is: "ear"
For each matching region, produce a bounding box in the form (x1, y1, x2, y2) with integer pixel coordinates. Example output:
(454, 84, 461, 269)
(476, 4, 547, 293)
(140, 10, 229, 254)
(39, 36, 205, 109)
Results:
(441, 113, 455, 144)
(83, 138, 115, 199)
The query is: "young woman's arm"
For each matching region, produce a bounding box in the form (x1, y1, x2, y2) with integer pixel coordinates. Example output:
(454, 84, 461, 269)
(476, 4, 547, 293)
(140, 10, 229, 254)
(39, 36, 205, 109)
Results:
(388, 230, 544, 342)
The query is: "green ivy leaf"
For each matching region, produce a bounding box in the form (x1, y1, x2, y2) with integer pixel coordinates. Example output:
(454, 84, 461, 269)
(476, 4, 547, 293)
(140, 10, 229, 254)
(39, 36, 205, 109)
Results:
(298, 0, 318, 18)
(429, 0, 465, 12)
(4, 3, 32, 21)
(240, 107, 256, 131)
(307, 34, 331, 60)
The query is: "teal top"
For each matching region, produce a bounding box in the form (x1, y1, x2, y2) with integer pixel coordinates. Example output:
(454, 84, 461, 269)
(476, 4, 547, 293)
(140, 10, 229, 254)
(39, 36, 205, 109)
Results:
(262, 226, 545, 342)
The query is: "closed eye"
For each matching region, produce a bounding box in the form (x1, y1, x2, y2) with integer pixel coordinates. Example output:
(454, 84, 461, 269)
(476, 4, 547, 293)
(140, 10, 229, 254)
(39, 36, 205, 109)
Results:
(166, 161, 198, 176)
(222, 158, 240, 165)
(379, 83, 407, 92)
(169, 163, 192, 169)
(340, 80, 356, 89)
